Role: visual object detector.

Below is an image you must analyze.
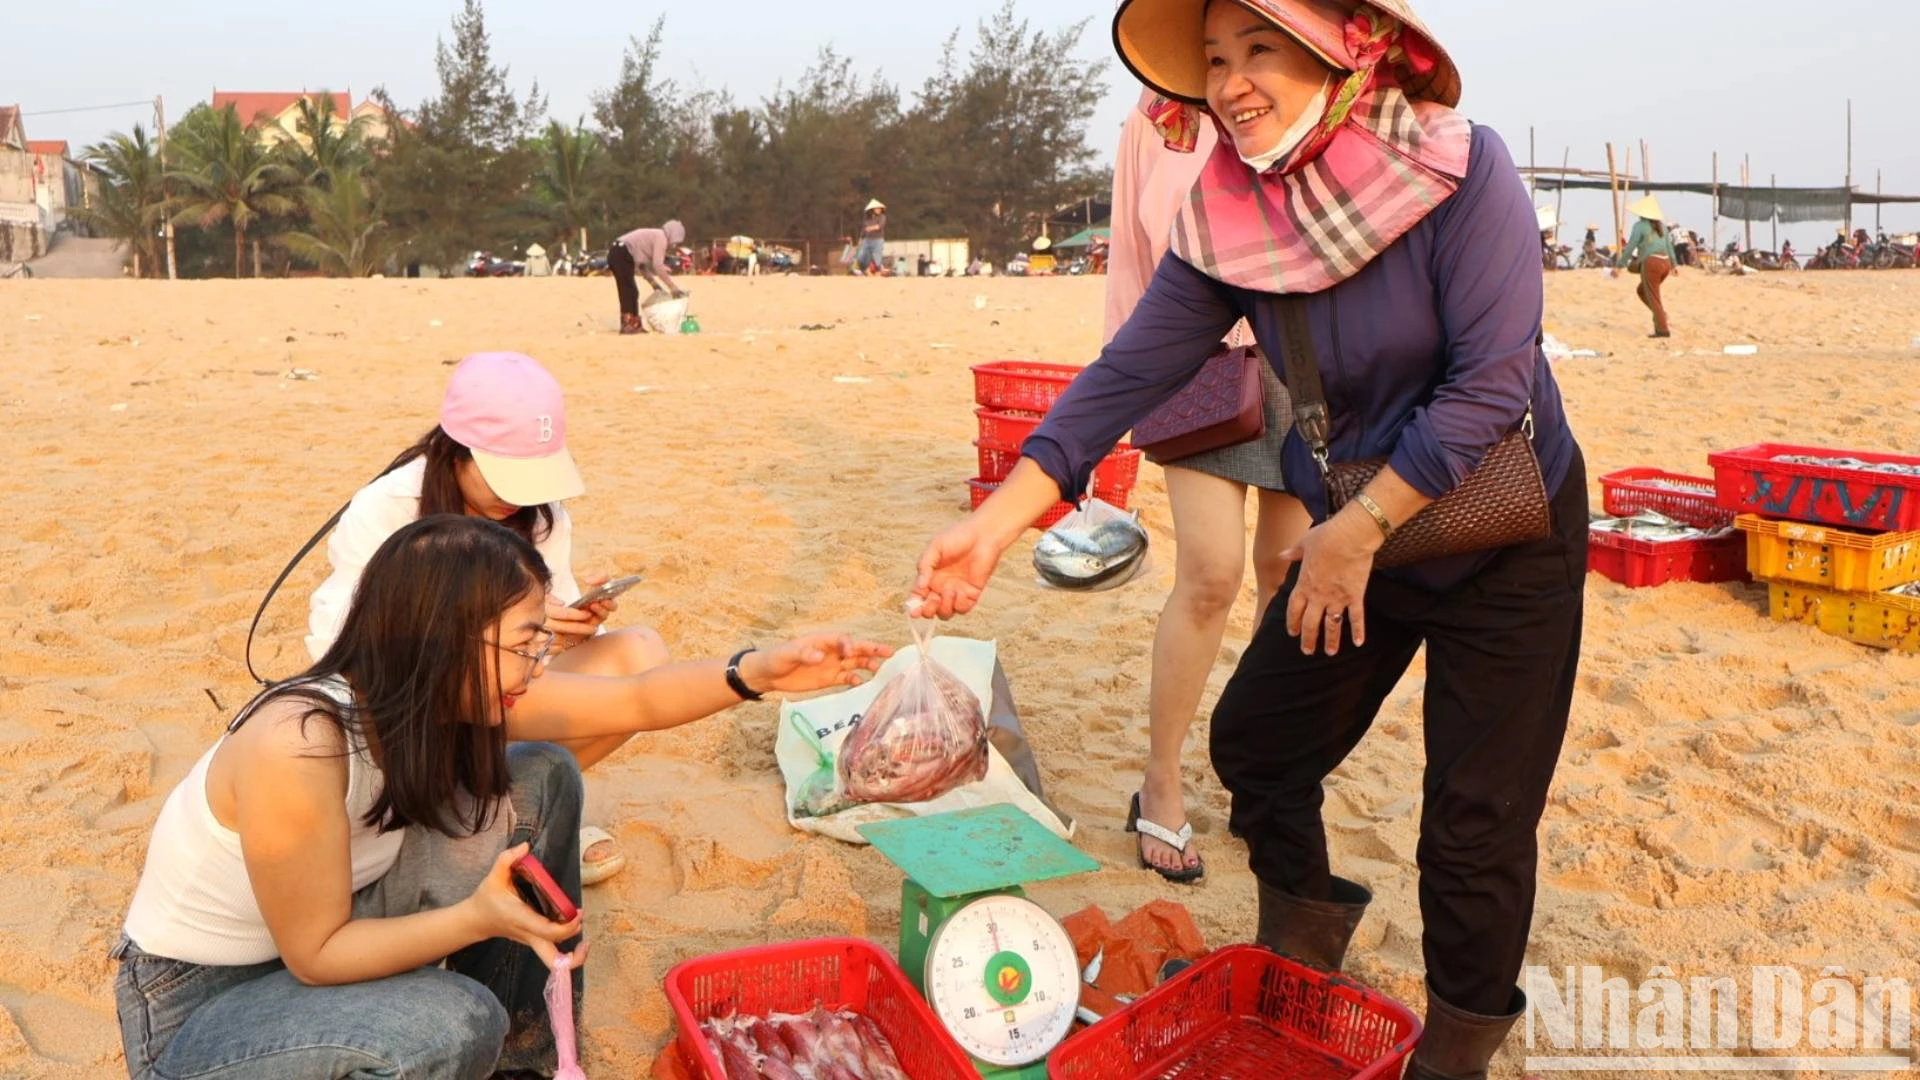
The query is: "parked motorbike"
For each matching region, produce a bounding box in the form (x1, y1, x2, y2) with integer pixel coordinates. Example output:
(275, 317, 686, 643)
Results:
(467, 251, 526, 277)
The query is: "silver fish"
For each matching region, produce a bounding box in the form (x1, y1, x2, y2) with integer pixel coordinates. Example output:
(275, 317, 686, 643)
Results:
(1889, 582, 1920, 599)
(1589, 510, 1731, 543)
(1773, 454, 1920, 477)
(1034, 511, 1150, 589)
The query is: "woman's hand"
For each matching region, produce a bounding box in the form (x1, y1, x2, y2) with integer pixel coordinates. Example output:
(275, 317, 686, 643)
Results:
(1279, 508, 1383, 657)
(738, 634, 893, 695)
(462, 844, 584, 970)
(547, 580, 612, 648)
(912, 516, 1012, 619)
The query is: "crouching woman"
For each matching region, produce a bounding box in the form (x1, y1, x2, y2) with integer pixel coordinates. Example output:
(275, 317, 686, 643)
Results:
(113, 514, 887, 1078)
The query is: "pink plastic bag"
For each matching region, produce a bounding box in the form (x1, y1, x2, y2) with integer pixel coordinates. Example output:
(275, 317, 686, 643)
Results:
(835, 616, 989, 805)
(547, 954, 586, 1080)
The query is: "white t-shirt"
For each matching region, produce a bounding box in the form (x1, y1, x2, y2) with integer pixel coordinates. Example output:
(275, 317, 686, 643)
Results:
(123, 678, 405, 965)
(306, 457, 583, 660)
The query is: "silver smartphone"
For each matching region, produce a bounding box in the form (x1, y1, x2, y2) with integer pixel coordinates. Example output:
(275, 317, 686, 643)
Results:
(570, 574, 644, 609)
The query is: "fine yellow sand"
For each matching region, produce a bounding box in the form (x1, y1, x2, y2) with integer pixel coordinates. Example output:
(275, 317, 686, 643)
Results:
(2, 268, 1917, 1077)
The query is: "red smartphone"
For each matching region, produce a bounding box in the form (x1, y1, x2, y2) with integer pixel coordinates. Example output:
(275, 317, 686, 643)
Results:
(511, 852, 579, 923)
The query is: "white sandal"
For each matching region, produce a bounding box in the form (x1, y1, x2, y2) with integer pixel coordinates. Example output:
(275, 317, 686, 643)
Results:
(1125, 792, 1206, 883)
(579, 825, 626, 887)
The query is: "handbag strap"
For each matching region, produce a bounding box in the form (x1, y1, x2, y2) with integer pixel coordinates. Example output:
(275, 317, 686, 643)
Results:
(1272, 295, 1540, 480)
(244, 501, 349, 687)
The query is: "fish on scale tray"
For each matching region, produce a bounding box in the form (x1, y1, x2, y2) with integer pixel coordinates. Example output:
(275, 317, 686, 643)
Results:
(1772, 454, 1920, 477)
(1588, 510, 1733, 543)
(700, 1006, 910, 1080)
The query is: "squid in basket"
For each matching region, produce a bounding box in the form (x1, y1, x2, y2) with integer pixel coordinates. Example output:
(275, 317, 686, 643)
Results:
(792, 612, 989, 816)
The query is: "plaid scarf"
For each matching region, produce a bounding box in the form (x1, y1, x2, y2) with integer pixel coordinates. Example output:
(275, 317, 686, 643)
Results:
(1147, 10, 1471, 295)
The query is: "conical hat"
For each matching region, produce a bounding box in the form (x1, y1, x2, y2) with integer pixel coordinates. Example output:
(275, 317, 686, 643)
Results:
(1115, 0, 1460, 108)
(865, 198, 886, 212)
(1629, 195, 1664, 221)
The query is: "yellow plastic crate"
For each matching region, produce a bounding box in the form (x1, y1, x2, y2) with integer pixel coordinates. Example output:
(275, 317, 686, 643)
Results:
(1736, 514, 1920, 592)
(1766, 580, 1920, 653)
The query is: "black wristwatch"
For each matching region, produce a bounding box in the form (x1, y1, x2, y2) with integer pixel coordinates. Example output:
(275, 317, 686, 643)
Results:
(726, 649, 763, 701)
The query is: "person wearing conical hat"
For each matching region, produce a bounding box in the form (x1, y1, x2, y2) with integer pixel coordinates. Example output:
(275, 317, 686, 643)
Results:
(1615, 194, 1676, 337)
(910, 2, 1587, 1076)
(855, 197, 887, 275)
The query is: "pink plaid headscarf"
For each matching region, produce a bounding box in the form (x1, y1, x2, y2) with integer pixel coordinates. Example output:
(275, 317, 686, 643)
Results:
(1147, 3, 1471, 295)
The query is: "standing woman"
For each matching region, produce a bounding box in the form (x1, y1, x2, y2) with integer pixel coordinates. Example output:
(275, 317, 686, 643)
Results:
(1107, 84, 1311, 883)
(914, 1, 1586, 1076)
(610, 219, 688, 334)
(309, 351, 666, 886)
(856, 199, 887, 275)
(1614, 195, 1675, 337)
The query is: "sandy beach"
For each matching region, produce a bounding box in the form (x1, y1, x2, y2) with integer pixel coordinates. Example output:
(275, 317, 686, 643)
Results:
(2, 268, 1918, 1078)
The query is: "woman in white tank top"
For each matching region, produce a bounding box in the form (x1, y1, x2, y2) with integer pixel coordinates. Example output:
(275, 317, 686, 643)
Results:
(115, 515, 889, 1078)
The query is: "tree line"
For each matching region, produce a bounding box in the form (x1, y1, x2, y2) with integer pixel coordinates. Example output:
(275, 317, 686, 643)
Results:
(76, 0, 1112, 278)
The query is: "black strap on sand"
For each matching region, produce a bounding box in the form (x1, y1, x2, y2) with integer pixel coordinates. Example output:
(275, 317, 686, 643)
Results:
(243, 501, 349, 687)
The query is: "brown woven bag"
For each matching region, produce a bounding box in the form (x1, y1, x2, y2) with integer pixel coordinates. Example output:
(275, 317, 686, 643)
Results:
(1276, 298, 1550, 568)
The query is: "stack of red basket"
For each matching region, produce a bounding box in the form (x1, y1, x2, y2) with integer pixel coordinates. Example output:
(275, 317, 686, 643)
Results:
(968, 361, 1142, 531)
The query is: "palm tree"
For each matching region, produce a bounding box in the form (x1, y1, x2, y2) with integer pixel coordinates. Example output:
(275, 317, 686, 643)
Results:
(286, 93, 371, 189)
(279, 167, 387, 277)
(168, 104, 301, 277)
(534, 118, 600, 251)
(73, 126, 167, 277)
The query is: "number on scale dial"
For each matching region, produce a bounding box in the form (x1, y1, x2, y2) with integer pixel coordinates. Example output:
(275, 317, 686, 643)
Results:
(923, 894, 1079, 1067)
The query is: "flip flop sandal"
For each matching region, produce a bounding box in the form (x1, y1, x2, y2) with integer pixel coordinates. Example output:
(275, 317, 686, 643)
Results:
(1125, 792, 1205, 883)
(579, 825, 626, 887)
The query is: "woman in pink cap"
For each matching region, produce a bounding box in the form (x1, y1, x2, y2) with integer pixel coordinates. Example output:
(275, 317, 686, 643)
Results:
(915, 1, 1587, 1076)
(308, 352, 664, 886)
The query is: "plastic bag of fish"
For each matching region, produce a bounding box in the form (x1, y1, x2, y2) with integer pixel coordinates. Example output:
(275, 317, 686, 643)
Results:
(1033, 497, 1151, 591)
(835, 616, 989, 806)
(700, 1006, 909, 1080)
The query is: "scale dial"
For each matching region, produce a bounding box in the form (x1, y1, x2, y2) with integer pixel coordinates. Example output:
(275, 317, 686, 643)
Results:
(923, 893, 1079, 1067)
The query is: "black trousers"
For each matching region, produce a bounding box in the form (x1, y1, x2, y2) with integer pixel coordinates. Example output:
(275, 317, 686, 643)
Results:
(609, 243, 639, 317)
(1212, 446, 1587, 1016)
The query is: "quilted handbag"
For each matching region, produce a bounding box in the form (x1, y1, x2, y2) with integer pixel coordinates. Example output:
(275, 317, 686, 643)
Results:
(1275, 297, 1550, 568)
(1131, 345, 1266, 464)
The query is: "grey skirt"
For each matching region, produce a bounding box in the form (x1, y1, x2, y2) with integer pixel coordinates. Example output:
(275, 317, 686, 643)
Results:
(1158, 359, 1290, 492)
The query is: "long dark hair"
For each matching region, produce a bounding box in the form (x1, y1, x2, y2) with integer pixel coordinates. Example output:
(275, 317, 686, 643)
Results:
(1650, 219, 1666, 237)
(382, 426, 555, 544)
(244, 515, 552, 836)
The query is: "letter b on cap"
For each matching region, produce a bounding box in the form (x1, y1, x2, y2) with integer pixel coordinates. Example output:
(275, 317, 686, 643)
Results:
(537, 415, 554, 444)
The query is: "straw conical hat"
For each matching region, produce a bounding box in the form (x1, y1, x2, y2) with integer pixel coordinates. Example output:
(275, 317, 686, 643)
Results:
(865, 198, 886, 212)
(1629, 195, 1664, 221)
(1115, 0, 1461, 108)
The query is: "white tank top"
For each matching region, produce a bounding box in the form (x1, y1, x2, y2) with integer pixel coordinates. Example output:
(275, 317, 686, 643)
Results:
(123, 678, 407, 966)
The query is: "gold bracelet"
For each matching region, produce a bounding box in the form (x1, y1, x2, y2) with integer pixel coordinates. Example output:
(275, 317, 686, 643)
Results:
(1354, 493, 1395, 539)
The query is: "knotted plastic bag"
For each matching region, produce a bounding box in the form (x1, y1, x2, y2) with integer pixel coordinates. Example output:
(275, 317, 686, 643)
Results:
(835, 612, 988, 805)
(547, 954, 585, 1080)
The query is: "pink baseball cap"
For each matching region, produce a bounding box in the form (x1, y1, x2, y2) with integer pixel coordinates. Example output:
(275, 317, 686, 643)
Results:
(439, 352, 586, 507)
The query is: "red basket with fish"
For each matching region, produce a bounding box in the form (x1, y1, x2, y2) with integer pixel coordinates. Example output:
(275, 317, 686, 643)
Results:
(1048, 946, 1420, 1080)
(665, 937, 977, 1080)
(1587, 529, 1749, 588)
(1707, 443, 1920, 532)
(1598, 468, 1732, 530)
(971, 361, 1084, 412)
(976, 443, 1142, 491)
(969, 475, 1136, 531)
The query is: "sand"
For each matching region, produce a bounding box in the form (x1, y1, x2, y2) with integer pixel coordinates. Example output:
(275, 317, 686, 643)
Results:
(2, 268, 1917, 1078)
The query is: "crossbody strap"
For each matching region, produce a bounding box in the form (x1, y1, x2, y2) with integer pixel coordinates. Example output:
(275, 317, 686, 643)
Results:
(243, 502, 349, 686)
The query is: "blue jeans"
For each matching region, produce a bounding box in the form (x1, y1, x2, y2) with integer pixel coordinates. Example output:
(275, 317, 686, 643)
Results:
(856, 237, 884, 273)
(114, 743, 585, 1079)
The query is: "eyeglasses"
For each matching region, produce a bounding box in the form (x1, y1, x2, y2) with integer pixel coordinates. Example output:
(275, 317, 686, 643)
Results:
(490, 627, 558, 670)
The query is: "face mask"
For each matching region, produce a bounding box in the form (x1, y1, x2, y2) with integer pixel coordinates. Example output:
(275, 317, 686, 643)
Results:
(1237, 75, 1333, 173)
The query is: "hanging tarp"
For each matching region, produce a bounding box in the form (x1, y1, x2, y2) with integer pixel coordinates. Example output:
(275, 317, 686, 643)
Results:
(1531, 176, 1920, 224)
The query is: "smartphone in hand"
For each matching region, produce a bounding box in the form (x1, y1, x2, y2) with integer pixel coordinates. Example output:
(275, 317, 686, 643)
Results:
(511, 852, 579, 923)
(569, 574, 643, 610)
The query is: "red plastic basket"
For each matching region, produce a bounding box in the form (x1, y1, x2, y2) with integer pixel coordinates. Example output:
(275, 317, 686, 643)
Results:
(1707, 443, 1920, 532)
(1598, 468, 1732, 530)
(664, 937, 977, 1080)
(1049, 946, 1420, 1080)
(971, 361, 1084, 412)
(968, 477, 1135, 531)
(1587, 528, 1749, 587)
(975, 407, 1048, 452)
(976, 443, 1142, 490)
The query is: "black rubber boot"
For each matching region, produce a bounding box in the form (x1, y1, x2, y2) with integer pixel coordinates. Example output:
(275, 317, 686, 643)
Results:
(1405, 984, 1526, 1080)
(1254, 876, 1372, 971)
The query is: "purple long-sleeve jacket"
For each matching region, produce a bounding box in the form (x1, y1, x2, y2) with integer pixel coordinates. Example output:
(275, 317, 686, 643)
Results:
(1023, 125, 1577, 590)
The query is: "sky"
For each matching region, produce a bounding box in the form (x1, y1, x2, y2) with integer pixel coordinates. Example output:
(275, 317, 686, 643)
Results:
(12, 0, 1920, 249)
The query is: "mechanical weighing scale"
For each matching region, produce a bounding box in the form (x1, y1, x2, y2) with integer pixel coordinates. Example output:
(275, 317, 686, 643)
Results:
(858, 805, 1099, 1079)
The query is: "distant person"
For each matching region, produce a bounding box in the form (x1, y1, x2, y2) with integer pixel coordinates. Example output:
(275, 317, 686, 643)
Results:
(610, 220, 687, 335)
(1670, 222, 1692, 267)
(856, 199, 887, 275)
(917, 253, 930, 278)
(1614, 195, 1676, 337)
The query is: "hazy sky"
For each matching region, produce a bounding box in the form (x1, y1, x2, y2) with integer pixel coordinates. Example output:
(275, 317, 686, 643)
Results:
(13, 0, 1920, 246)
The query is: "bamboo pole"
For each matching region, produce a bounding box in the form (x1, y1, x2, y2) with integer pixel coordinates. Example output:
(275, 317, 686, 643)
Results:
(1844, 99, 1853, 236)
(1554, 146, 1570, 243)
(1529, 126, 1537, 197)
(1711, 151, 1720, 254)
(1771, 174, 1778, 253)
(155, 95, 176, 280)
(1606, 143, 1623, 251)
(1640, 139, 1651, 182)
(1877, 169, 1883, 233)
(1742, 154, 1752, 252)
